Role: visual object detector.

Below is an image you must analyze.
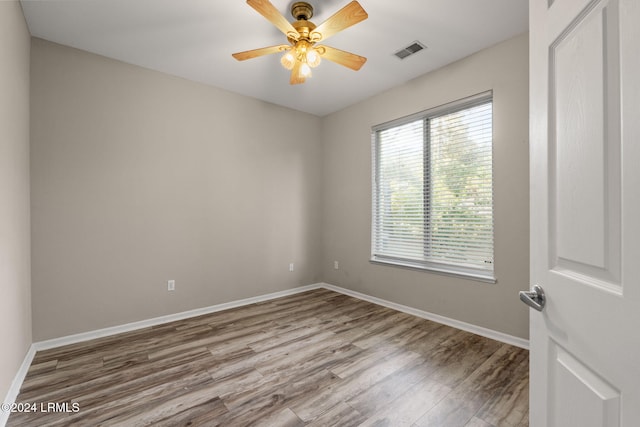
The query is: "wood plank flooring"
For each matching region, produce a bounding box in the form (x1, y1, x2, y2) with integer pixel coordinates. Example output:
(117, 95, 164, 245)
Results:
(7, 289, 529, 426)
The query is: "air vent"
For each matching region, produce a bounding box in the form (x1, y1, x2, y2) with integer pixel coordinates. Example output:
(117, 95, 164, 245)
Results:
(394, 41, 427, 60)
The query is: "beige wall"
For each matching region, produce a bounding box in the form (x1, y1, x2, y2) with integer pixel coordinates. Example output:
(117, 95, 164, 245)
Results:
(0, 1, 32, 402)
(321, 33, 530, 339)
(30, 33, 529, 342)
(30, 39, 323, 341)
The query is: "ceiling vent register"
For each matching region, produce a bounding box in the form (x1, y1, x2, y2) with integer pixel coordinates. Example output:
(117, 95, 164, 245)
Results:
(394, 41, 427, 59)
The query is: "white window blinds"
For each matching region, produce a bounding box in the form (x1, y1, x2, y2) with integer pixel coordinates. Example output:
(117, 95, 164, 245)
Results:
(372, 92, 495, 281)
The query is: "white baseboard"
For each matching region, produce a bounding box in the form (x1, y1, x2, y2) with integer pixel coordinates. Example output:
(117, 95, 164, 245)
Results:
(34, 282, 527, 352)
(2, 285, 324, 427)
(321, 283, 529, 350)
(1, 344, 36, 427)
(2, 281, 527, 427)
(34, 283, 324, 351)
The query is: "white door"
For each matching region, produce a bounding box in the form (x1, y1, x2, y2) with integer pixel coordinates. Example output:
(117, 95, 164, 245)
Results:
(528, 0, 640, 425)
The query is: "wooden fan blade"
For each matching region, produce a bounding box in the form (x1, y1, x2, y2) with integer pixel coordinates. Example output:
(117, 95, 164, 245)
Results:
(318, 45, 367, 71)
(290, 61, 306, 85)
(310, 1, 368, 42)
(232, 45, 289, 61)
(247, 0, 299, 40)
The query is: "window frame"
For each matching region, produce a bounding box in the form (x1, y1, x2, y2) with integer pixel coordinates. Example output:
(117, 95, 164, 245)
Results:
(371, 91, 496, 283)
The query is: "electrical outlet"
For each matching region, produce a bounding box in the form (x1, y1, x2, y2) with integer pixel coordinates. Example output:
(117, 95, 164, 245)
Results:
(289, 263, 294, 272)
(334, 261, 339, 270)
(168, 280, 175, 291)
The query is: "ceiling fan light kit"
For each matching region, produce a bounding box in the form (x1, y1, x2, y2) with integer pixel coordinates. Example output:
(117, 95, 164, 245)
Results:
(232, 0, 368, 85)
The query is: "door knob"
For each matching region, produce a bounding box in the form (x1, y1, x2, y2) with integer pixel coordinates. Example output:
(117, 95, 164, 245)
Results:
(519, 284, 546, 312)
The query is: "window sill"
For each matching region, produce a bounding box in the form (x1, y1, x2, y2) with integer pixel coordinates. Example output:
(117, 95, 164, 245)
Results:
(369, 257, 497, 284)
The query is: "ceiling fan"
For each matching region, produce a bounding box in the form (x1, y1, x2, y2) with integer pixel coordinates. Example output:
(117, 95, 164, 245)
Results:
(232, 0, 368, 85)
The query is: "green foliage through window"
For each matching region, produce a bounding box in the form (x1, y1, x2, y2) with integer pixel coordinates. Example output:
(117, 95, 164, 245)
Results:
(372, 93, 494, 280)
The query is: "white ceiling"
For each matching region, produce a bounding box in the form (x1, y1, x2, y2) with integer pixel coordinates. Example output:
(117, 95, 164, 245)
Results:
(20, 0, 528, 116)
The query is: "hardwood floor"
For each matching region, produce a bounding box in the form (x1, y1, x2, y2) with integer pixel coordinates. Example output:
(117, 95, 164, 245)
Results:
(7, 289, 529, 426)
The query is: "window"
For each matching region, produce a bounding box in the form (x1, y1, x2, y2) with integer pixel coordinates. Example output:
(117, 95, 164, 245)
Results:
(371, 92, 495, 282)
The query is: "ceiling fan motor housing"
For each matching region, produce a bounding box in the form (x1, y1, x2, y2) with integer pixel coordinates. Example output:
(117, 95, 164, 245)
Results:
(291, 20, 316, 42)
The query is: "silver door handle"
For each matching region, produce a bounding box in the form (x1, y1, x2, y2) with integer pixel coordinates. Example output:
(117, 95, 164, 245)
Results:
(519, 284, 546, 312)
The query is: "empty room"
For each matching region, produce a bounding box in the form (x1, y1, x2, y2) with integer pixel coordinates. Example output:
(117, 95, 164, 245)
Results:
(1, 0, 638, 426)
